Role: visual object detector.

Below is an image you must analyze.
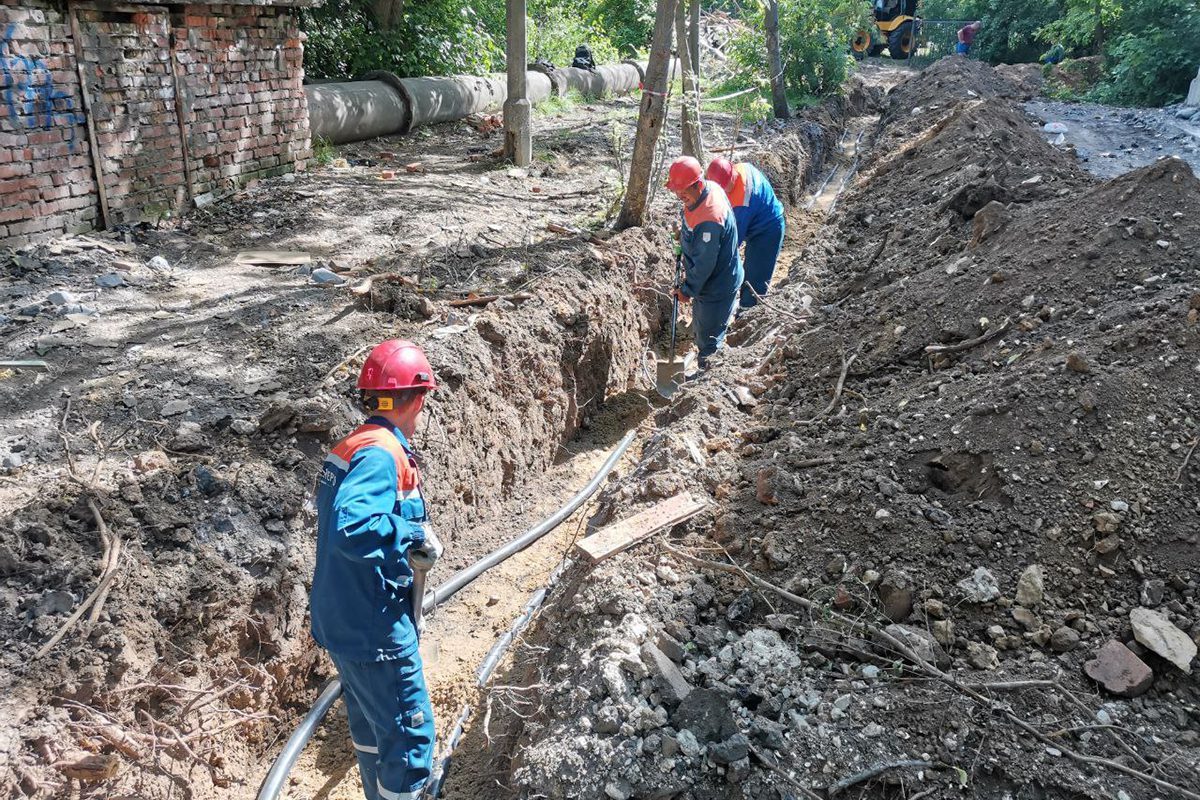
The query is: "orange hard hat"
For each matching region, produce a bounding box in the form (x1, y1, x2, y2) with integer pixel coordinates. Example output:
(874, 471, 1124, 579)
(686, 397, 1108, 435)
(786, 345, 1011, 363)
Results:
(357, 339, 437, 391)
(666, 156, 704, 192)
(706, 157, 735, 191)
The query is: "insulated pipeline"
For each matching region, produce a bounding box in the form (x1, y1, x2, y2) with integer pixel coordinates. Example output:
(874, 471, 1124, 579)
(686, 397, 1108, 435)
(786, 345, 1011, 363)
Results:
(255, 429, 637, 800)
(307, 60, 677, 145)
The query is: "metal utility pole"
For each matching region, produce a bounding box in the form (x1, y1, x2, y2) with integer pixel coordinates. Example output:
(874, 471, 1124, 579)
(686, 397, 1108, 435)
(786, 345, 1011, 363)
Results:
(765, 0, 790, 119)
(503, 0, 532, 166)
(616, 0, 678, 230)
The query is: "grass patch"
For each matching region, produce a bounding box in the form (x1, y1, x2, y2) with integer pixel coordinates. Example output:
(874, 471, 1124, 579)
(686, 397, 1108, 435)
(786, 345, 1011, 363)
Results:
(699, 79, 821, 123)
(312, 135, 336, 166)
(535, 88, 586, 117)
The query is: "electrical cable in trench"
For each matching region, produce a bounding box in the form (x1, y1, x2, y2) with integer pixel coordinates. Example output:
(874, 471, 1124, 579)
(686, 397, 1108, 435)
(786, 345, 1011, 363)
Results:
(256, 430, 637, 800)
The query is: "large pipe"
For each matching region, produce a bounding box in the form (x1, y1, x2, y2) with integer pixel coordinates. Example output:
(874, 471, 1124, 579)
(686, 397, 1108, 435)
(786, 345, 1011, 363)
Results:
(255, 429, 637, 800)
(306, 60, 676, 145)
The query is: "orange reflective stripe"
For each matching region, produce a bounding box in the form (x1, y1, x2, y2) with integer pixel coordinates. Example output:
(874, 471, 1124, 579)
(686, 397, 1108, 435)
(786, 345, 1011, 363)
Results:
(683, 181, 731, 229)
(727, 165, 749, 208)
(330, 424, 421, 492)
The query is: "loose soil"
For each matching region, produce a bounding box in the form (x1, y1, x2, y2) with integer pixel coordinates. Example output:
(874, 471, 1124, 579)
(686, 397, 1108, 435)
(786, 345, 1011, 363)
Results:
(477, 57, 1200, 800)
(3, 55, 1198, 800)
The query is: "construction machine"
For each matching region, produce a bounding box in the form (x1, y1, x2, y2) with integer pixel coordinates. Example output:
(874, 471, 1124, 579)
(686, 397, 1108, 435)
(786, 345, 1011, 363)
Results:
(850, 0, 920, 61)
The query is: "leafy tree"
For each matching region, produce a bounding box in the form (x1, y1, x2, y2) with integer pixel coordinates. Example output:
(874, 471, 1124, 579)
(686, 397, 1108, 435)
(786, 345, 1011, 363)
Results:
(586, 0, 657, 54)
(729, 0, 868, 97)
(972, 0, 1065, 63)
(301, 0, 501, 79)
(1037, 0, 1122, 53)
(919, 0, 985, 20)
(1095, 0, 1200, 105)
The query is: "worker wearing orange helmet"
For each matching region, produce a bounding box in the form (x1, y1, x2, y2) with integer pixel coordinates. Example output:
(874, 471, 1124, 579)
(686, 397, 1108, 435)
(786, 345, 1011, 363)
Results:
(666, 155, 743, 367)
(706, 157, 786, 309)
(310, 339, 441, 800)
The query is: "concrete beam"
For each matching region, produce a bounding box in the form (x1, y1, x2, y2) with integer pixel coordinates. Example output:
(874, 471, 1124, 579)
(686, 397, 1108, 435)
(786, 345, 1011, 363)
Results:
(503, 0, 532, 167)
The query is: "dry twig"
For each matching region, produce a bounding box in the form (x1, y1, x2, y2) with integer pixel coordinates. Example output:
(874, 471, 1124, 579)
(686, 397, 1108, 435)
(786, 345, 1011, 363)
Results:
(1174, 435, 1198, 484)
(924, 317, 1012, 355)
(35, 498, 121, 658)
(798, 352, 857, 425)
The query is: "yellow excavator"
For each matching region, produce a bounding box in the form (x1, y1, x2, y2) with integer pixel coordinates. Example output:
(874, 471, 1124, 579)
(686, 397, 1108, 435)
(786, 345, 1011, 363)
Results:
(850, 0, 920, 60)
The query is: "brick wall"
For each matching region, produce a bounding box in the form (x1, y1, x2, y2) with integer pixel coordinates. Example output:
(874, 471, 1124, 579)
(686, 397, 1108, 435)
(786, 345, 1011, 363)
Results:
(0, 1, 97, 242)
(0, 0, 310, 247)
(177, 5, 309, 204)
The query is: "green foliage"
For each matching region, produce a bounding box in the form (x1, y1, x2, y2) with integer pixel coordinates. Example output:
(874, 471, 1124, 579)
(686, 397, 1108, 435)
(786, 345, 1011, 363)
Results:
(301, 0, 500, 79)
(585, 0, 655, 55)
(972, 0, 1066, 63)
(535, 88, 586, 116)
(312, 136, 336, 166)
(527, 0, 620, 65)
(1037, 0, 1122, 52)
(728, 0, 869, 97)
(301, 0, 650, 80)
(919, 0, 985, 20)
(1092, 0, 1200, 105)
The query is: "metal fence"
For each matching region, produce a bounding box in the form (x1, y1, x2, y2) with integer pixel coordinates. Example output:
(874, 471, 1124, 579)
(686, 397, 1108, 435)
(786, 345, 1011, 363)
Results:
(875, 19, 975, 69)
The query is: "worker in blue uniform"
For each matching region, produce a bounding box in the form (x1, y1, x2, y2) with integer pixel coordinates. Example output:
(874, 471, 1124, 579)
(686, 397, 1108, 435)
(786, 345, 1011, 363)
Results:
(666, 156, 744, 367)
(311, 339, 443, 800)
(706, 157, 786, 309)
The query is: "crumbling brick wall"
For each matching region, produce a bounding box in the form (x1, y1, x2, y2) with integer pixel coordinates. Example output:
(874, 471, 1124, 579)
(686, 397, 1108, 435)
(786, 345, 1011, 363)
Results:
(0, 1, 97, 242)
(0, 0, 310, 246)
(177, 5, 309, 205)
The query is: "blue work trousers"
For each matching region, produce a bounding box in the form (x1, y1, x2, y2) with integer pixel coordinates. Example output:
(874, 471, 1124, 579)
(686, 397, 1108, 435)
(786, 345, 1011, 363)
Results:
(738, 218, 786, 309)
(330, 651, 436, 800)
(692, 292, 739, 367)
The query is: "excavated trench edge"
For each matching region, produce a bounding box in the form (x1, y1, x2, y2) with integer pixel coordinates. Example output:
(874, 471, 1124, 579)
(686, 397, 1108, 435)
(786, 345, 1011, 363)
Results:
(242, 232, 676, 796)
(432, 100, 863, 797)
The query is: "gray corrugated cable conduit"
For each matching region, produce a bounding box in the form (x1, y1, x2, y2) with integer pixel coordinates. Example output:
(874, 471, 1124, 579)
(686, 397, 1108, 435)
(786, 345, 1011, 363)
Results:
(307, 60, 677, 145)
(255, 429, 637, 800)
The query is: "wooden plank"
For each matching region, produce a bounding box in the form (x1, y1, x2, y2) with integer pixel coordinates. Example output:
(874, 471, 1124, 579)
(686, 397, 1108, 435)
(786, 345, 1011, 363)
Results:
(67, 1, 110, 229)
(574, 493, 707, 565)
(234, 250, 313, 266)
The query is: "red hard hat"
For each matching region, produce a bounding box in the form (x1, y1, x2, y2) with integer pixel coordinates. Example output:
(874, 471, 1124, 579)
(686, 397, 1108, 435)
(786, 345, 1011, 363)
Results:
(706, 157, 735, 191)
(666, 156, 704, 192)
(357, 339, 438, 391)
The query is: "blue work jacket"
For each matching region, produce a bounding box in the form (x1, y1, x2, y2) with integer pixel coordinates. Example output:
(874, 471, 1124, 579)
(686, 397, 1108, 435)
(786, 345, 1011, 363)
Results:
(310, 417, 429, 661)
(679, 181, 743, 303)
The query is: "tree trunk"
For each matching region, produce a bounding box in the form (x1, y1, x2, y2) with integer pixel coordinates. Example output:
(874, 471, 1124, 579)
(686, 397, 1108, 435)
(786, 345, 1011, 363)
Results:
(616, 0, 678, 231)
(765, 0, 789, 119)
(689, 0, 700, 82)
(372, 0, 402, 29)
(1093, 0, 1105, 57)
(675, 0, 703, 160)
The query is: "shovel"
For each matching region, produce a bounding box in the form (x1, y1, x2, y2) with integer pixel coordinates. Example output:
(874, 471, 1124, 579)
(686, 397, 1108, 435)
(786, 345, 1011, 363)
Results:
(655, 253, 687, 398)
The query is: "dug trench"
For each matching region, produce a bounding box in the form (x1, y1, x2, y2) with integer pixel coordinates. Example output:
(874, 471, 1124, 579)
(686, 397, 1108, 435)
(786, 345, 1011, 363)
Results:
(0, 222, 675, 797)
(457, 59, 1200, 800)
(0, 89, 857, 798)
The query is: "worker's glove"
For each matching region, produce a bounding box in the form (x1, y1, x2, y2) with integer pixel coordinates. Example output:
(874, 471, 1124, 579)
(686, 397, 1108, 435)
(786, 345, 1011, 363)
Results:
(673, 243, 682, 257)
(411, 524, 444, 564)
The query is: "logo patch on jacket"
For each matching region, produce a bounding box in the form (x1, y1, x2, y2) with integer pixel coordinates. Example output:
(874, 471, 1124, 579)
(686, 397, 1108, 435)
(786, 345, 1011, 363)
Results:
(702, 231, 711, 242)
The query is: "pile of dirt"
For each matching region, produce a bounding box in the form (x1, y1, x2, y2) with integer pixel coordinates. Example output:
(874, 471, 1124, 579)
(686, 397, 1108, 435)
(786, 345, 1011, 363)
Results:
(483, 59, 1200, 800)
(0, 219, 674, 797)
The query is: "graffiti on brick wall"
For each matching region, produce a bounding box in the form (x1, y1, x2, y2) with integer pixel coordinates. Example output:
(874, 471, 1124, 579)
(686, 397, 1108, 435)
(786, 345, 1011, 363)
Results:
(2, 23, 85, 148)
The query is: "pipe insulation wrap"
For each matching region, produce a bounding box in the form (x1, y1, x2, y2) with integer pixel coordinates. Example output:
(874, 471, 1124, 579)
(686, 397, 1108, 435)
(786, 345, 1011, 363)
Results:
(306, 61, 676, 145)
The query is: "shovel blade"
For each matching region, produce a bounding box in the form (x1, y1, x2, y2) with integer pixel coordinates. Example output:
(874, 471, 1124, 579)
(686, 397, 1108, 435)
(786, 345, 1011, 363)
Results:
(655, 359, 686, 398)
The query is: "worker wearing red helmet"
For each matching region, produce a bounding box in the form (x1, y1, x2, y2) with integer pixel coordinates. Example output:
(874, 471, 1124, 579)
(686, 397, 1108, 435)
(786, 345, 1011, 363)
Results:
(706, 157, 786, 309)
(666, 155, 744, 367)
(310, 339, 441, 800)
